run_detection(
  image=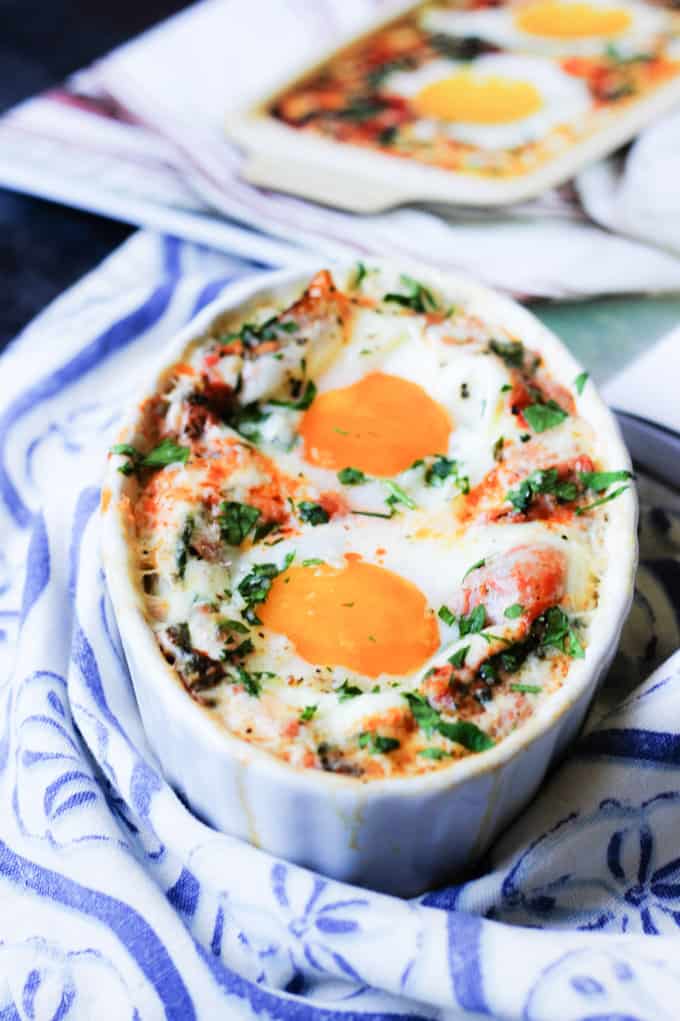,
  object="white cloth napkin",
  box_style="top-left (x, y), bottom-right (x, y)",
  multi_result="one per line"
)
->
top-left (2, 229), bottom-right (680, 1019)
top-left (2, 0), bottom-right (680, 298)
